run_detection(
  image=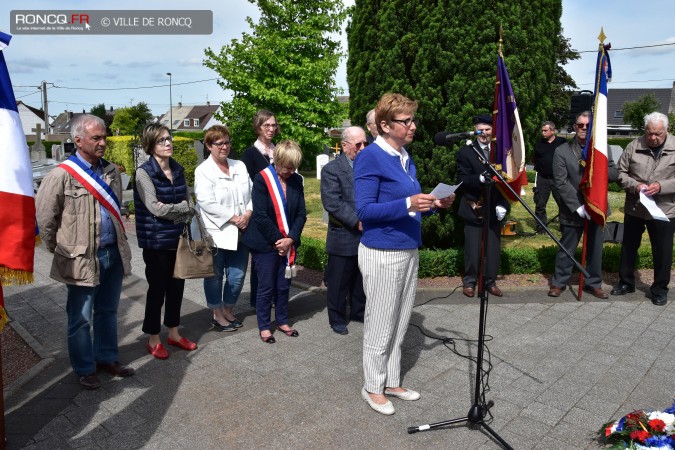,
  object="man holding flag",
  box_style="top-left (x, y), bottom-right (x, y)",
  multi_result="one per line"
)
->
top-left (548, 111), bottom-right (618, 298)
